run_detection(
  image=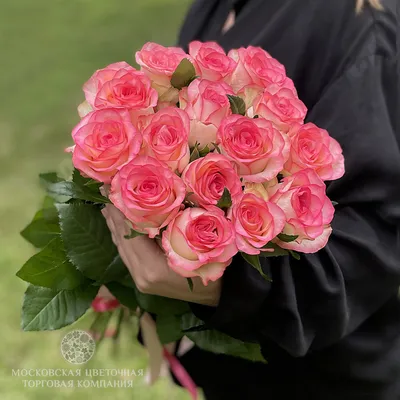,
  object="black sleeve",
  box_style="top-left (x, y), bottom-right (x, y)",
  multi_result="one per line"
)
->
top-left (190, 53), bottom-right (400, 357)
